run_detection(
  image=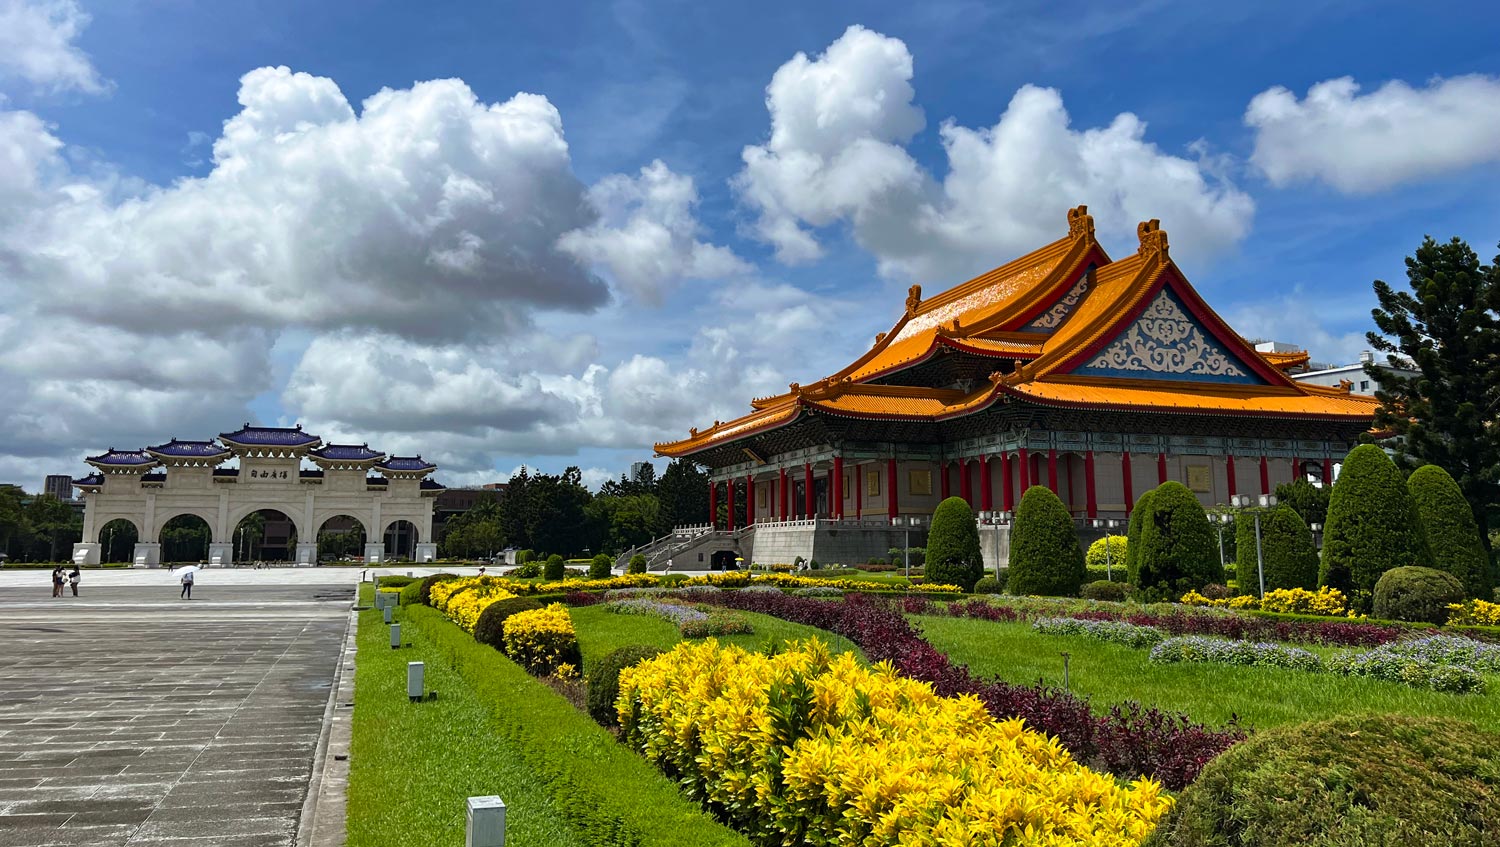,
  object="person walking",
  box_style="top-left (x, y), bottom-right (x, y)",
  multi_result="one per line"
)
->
top-left (68, 566), bottom-right (81, 597)
top-left (180, 568), bottom-right (194, 600)
top-left (51, 566), bottom-right (64, 598)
